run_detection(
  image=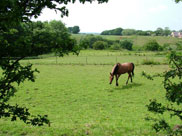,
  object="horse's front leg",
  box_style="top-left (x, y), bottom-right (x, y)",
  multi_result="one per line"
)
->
top-left (116, 74), bottom-right (121, 86)
top-left (115, 75), bottom-right (118, 86)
